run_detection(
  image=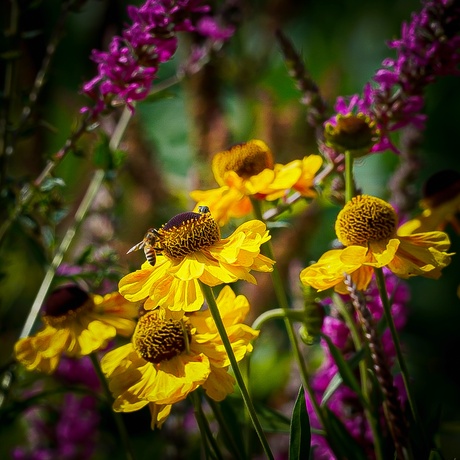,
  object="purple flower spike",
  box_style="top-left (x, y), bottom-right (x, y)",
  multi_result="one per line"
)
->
top-left (306, 271), bottom-right (410, 458)
top-left (81, 0), bottom-right (235, 118)
top-left (326, 0), bottom-right (460, 154)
